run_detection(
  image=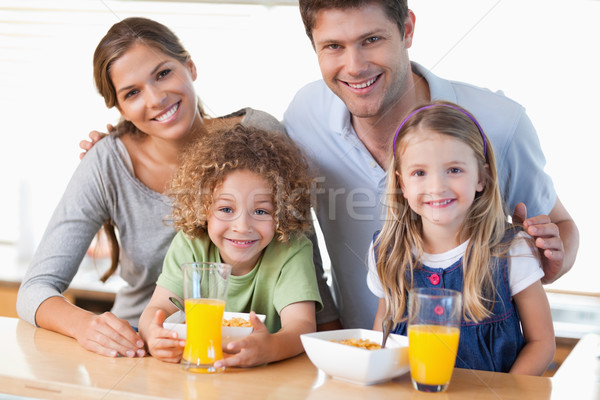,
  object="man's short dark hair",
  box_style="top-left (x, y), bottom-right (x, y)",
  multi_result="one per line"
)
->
top-left (299, 0), bottom-right (409, 46)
